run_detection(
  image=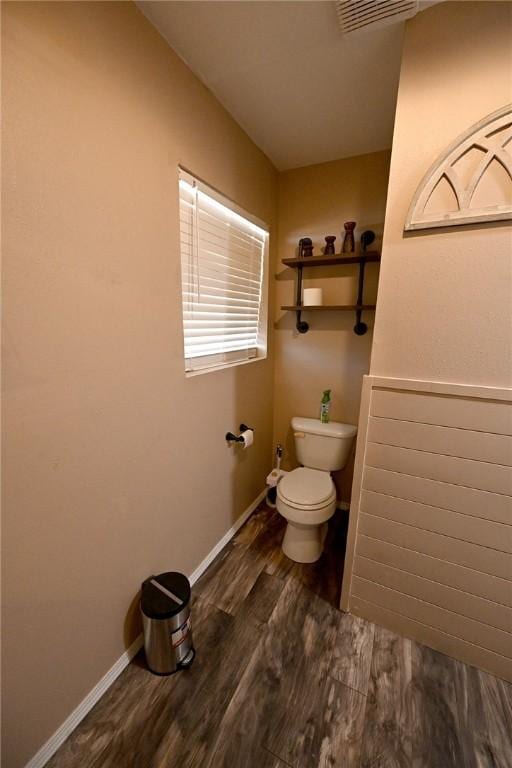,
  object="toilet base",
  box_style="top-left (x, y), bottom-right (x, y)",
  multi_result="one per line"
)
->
top-left (282, 520), bottom-right (328, 563)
